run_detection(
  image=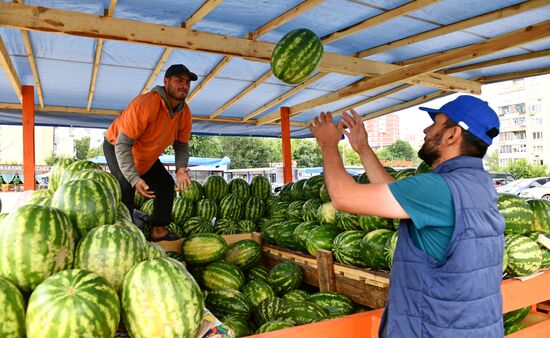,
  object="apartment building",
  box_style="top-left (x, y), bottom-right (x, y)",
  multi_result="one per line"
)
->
top-left (365, 114), bottom-right (400, 150)
top-left (495, 75), bottom-right (550, 167)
